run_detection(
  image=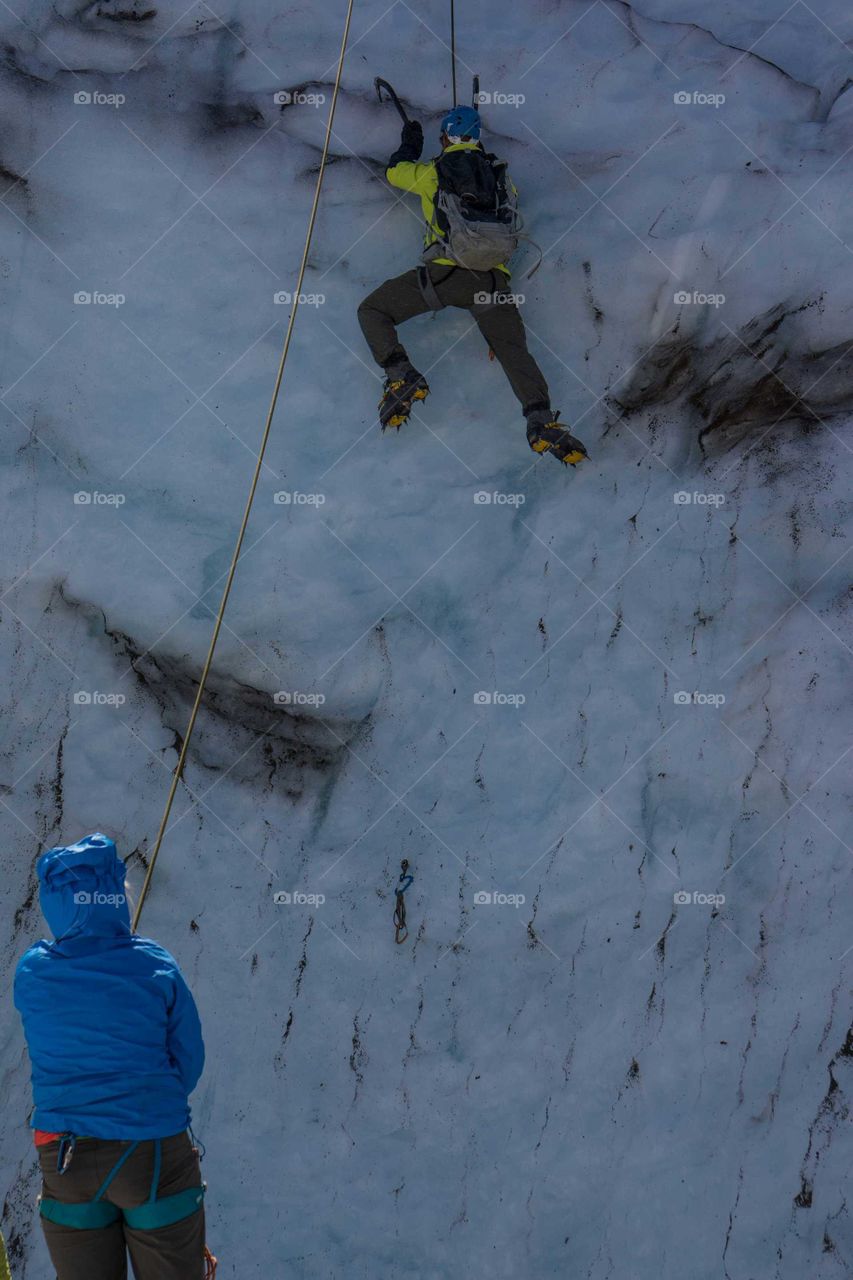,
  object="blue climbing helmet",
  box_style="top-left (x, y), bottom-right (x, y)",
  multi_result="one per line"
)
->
top-left (440, 105), bottom-right (481, 142)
